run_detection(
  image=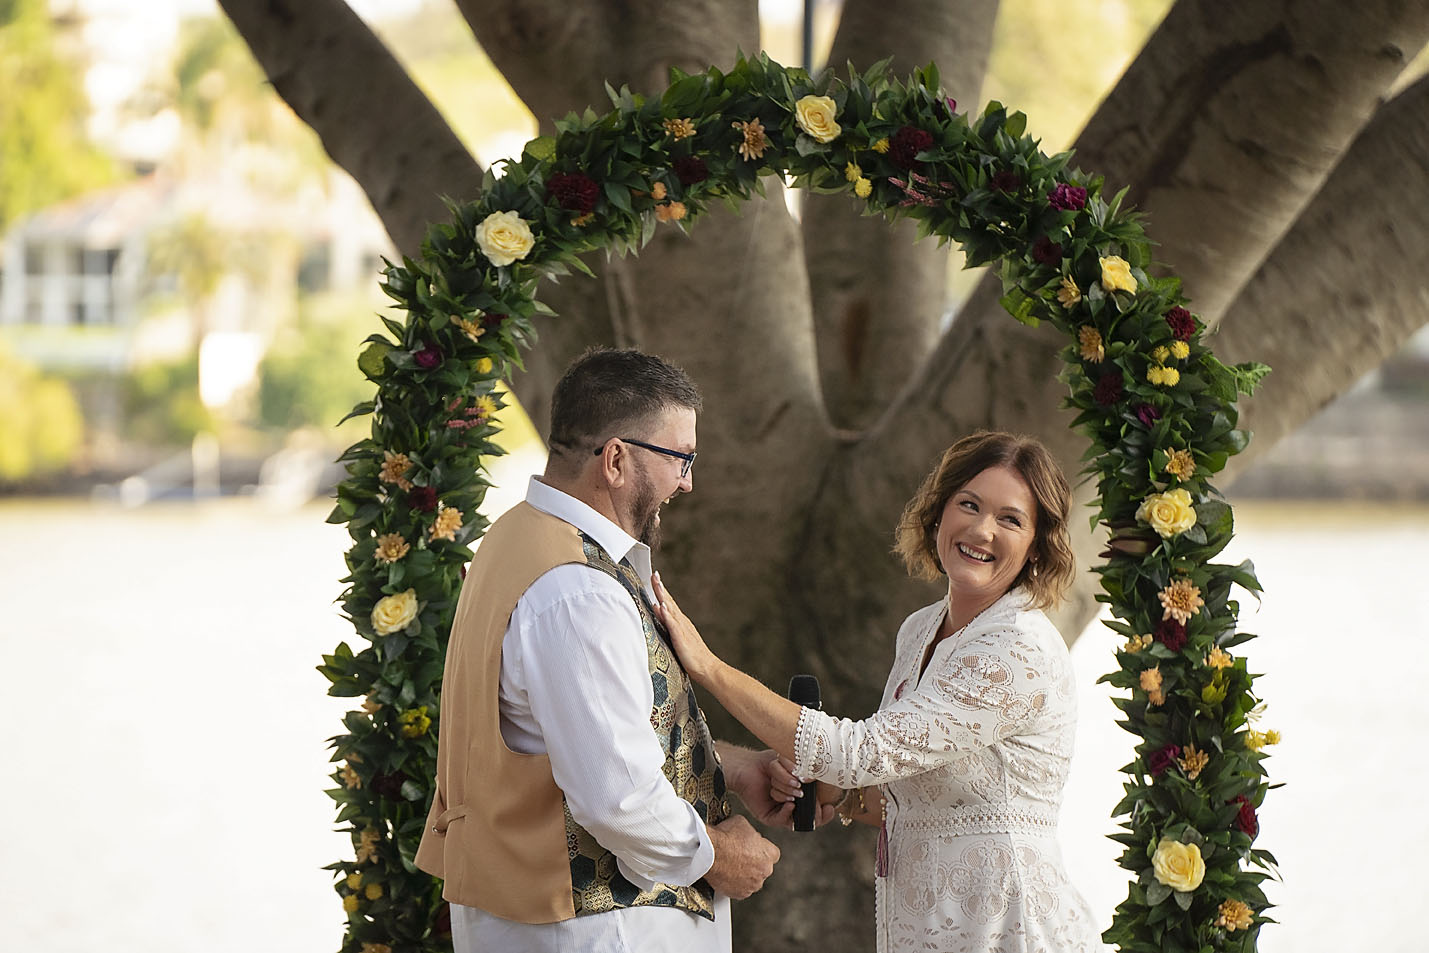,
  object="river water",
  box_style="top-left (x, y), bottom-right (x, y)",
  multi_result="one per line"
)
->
top-left (1, 464), bottom-right (1425, 952)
